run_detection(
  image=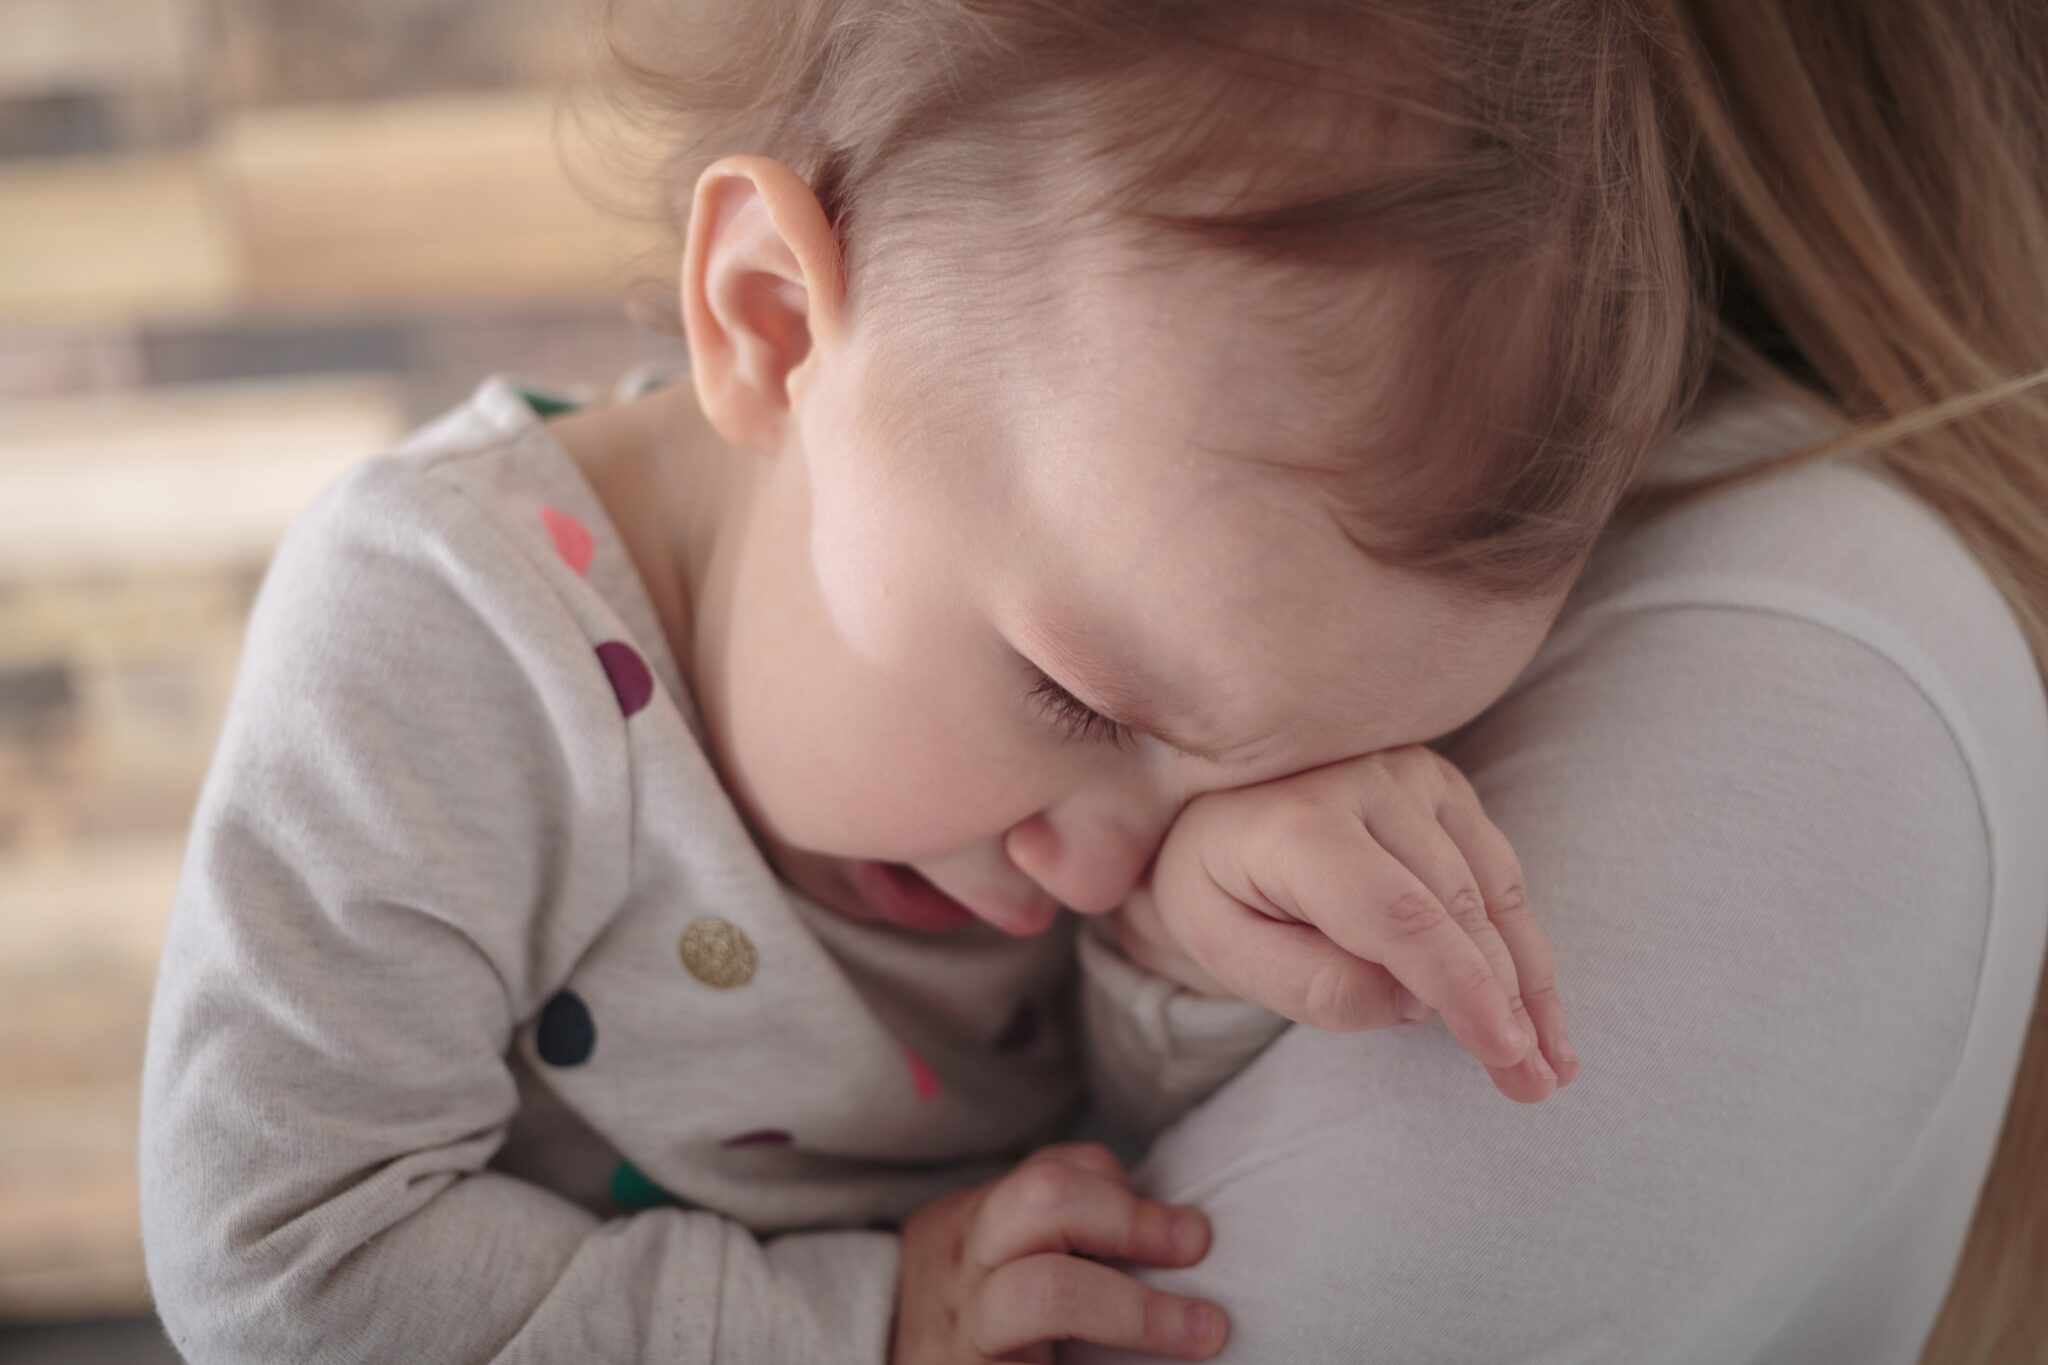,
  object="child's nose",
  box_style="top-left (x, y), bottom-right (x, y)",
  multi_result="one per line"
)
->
top-left (1003, 803), bottom-right (1169, 917)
